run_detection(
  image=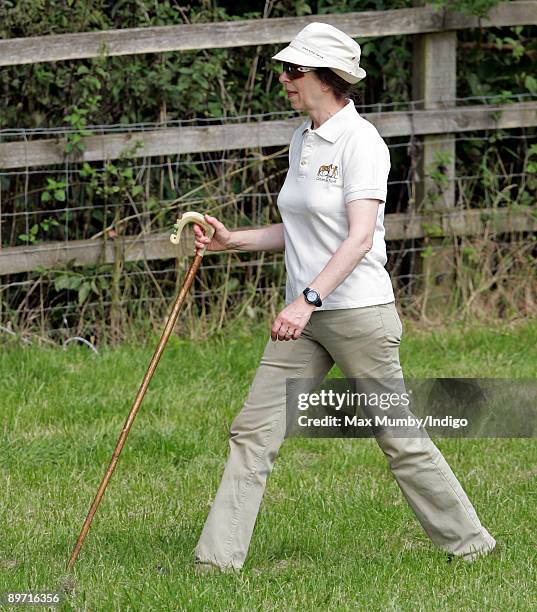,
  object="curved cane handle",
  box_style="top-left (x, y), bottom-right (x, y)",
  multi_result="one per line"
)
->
top-left (170, 211), bottom-right (215, 256)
